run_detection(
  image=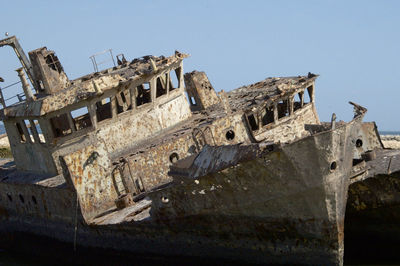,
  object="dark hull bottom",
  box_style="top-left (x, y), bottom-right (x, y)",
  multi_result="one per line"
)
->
top-left (0, 215), bottom-right (341, 265)
top-left (6, 228), bottom-right (398, 266)
top-left (345, 172), bottom-right (400, 264)
top-left (1, 232), bottom-right (247, 266)
top-left (345, 220), bottom-right (400, 265)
